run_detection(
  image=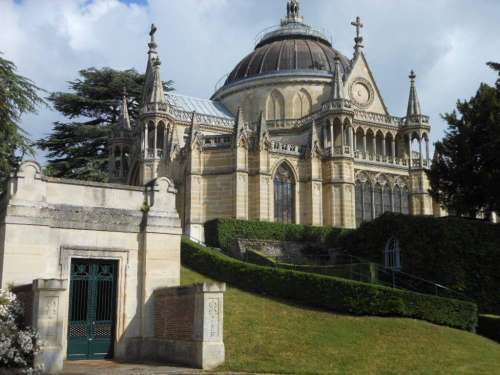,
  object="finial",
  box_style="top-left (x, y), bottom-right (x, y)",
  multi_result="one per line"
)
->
top-left (332, 56), bottom-right (345, 100)
top-left (287, 0), bottom-right (300, 18)
top-left (409, 70), bottom-right (416, 82)
top-left (122, 86), bottom-right (128, 98)
top-left (351, 16), bottom-right (364, 53)
top-left (148, 23), bottom-right (158, 53)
